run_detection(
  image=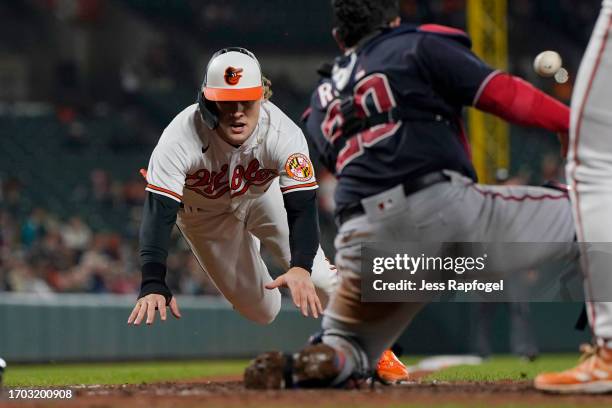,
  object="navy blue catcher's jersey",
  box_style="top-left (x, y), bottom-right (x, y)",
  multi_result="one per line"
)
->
top-left (304, 24), bottom-right (496, 212)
